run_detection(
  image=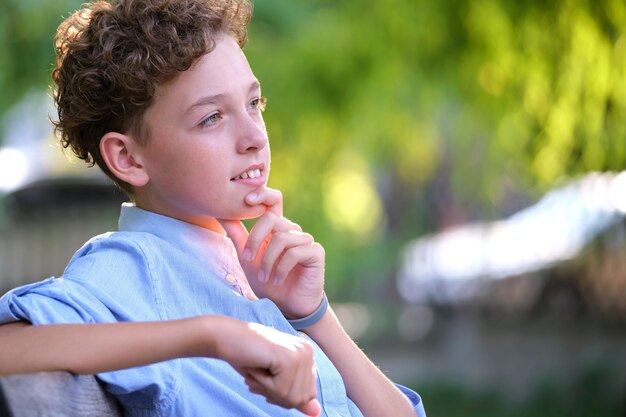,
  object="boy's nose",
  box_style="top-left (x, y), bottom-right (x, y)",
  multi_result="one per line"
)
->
top-left (237, 115), bottom-right (268, 153)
